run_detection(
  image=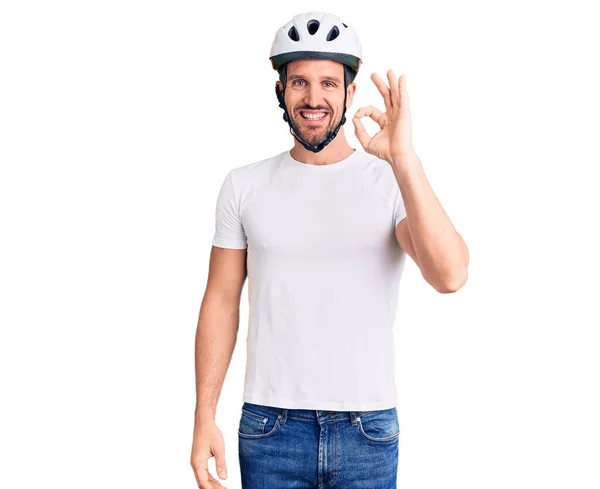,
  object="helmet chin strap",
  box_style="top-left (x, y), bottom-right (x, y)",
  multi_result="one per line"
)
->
top-left (276, 84), bottom-right (348, 154)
